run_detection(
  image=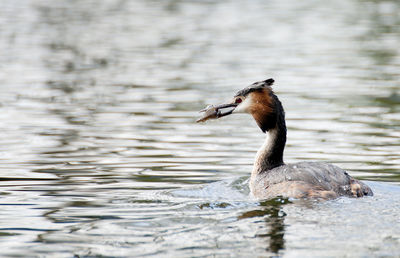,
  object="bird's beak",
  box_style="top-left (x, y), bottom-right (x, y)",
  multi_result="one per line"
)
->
top-left (196, 101), bottom-right (238, 123)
